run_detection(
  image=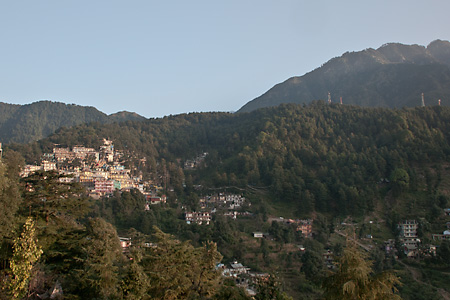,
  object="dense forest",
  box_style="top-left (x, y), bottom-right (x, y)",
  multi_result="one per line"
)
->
top-left (12, 101), bottom-right (450, 216)
top-left (3, 102), bottom-right (450, 299)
